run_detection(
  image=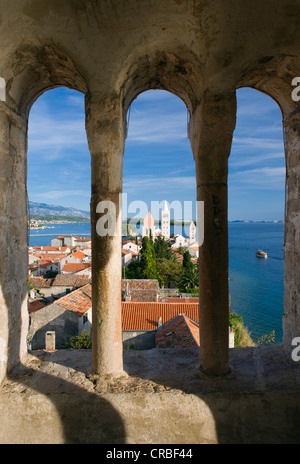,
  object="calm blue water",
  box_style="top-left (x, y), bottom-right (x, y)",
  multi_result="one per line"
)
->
top-left (29, 221), bottom-right (284, 343)
top-left (228, 222), bottom-right (283, 343)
